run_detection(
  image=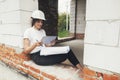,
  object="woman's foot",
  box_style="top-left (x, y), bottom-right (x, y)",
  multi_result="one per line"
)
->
top-left (76, 63), bottom-right (83, 71)
top-left (76, 63), bottom-right (84, 78)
